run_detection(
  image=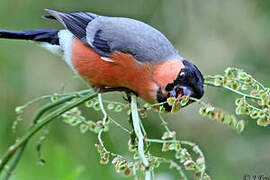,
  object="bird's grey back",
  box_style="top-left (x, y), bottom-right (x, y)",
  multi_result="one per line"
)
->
top-left (45, 10), bottom-right (182, 64)
top-left (86, 16), bottom-right (181, 63)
